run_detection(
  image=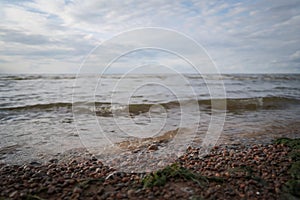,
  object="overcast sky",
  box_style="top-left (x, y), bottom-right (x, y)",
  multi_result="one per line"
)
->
top-left (0, 0), bottom-right (300, 74)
